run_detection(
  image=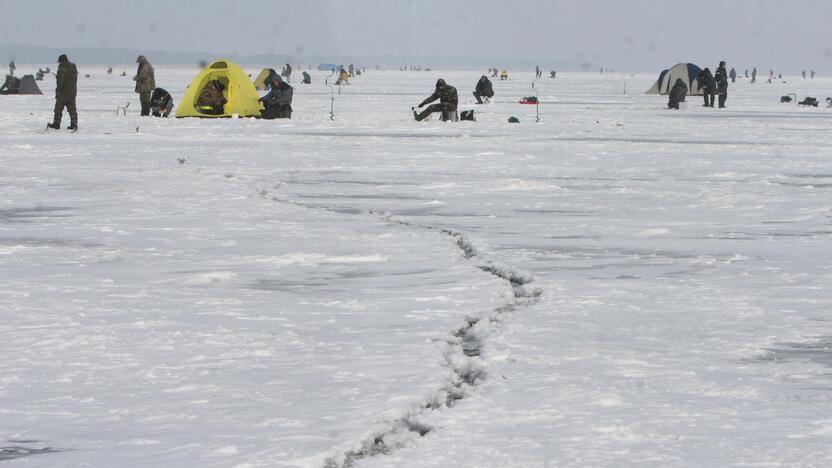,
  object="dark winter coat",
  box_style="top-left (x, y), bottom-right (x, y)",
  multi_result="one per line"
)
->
top-left (714, 66), bottom-right (728, 93)
top-left (420, 80), bottom-right (458, 111)
top-left (697, 68), bottom-right (715, 93)
top-left (55, 60), bottom-right (78, 100)
top-left (134, 56), bottom-right (155, 95)
top-left (150, 88), bottom-right (173, 108)
top-left (669, 79), bottom-right (688, 105)
top-left (259, 81), bottom-right (293, 108)
top-left (475, 76), bottom-right (494, 97)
